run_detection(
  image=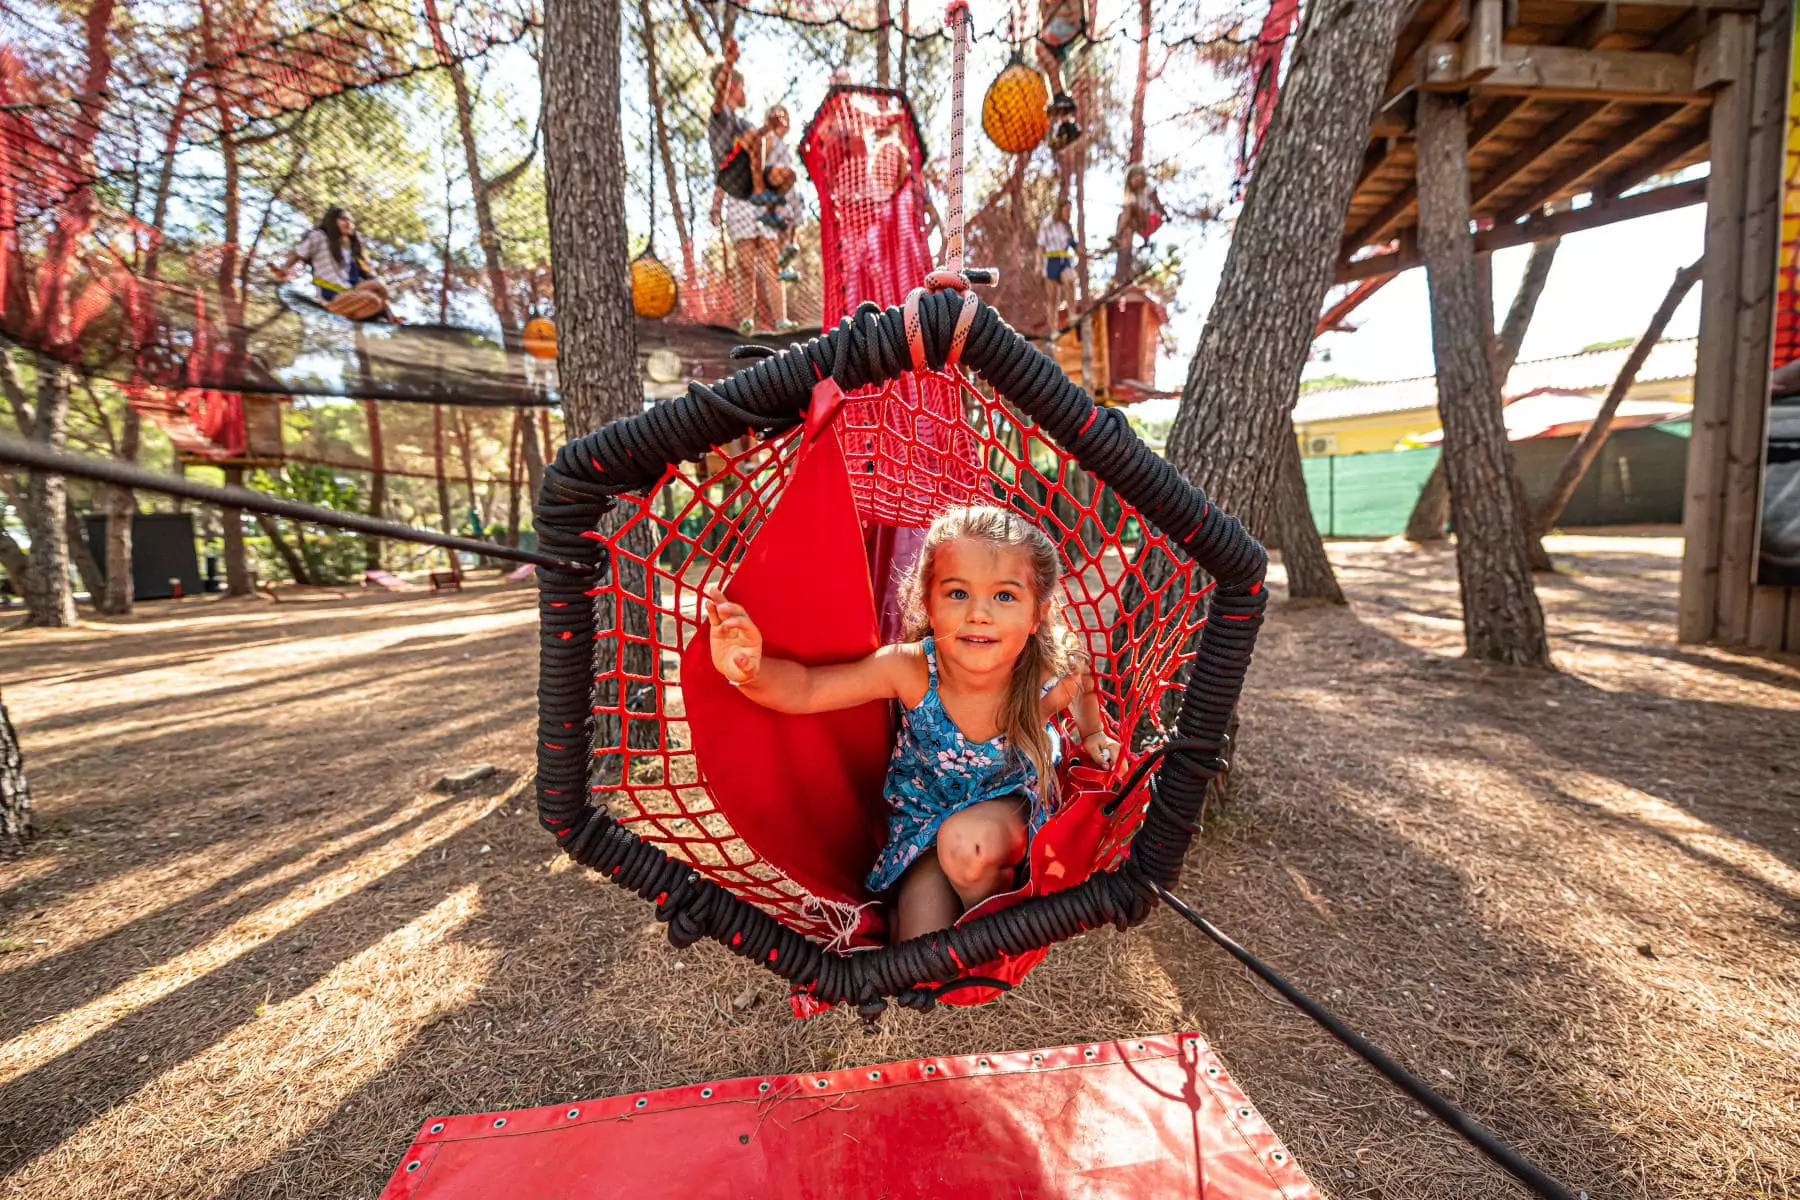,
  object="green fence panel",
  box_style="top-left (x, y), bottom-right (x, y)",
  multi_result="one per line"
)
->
top-left (1300, 446), bottom-right (1440, 537)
